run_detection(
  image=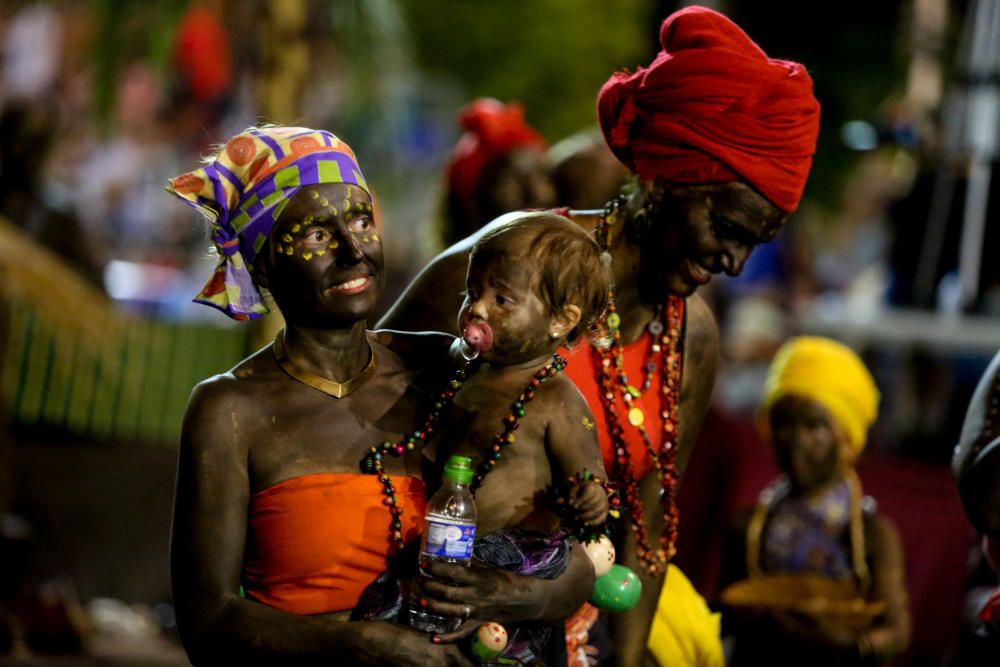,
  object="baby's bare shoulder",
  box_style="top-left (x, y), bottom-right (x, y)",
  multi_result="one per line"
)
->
top-left (538, 373), bottom-right (592, 413)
